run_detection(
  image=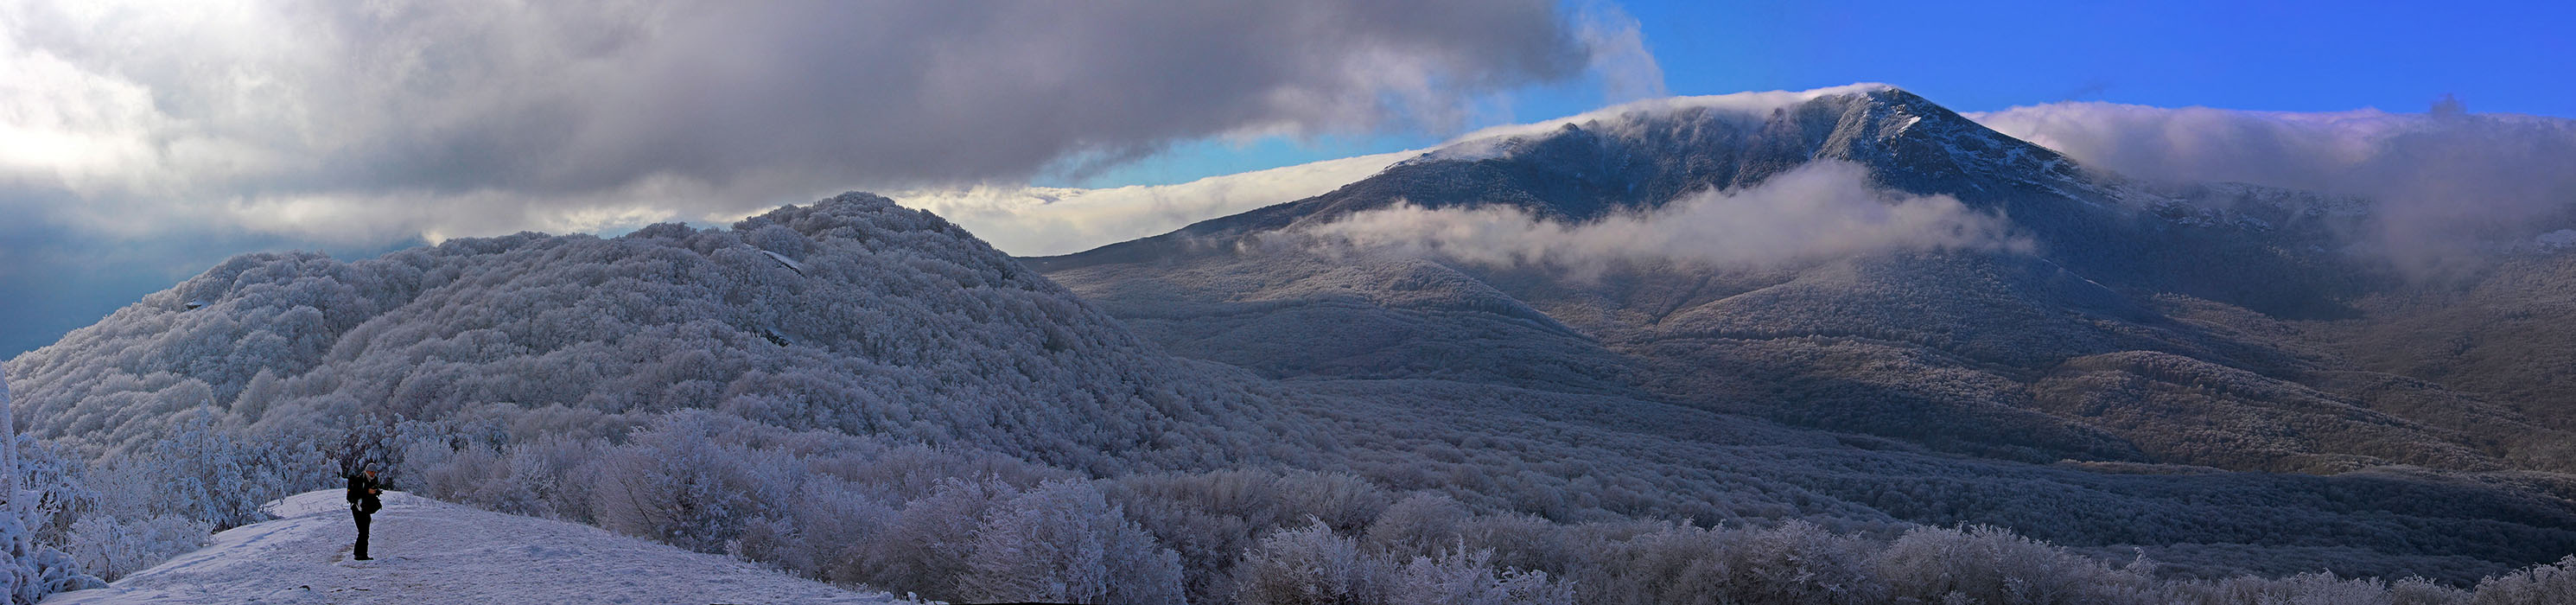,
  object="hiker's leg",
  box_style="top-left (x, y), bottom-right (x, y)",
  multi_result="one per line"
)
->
top-left (353, 509), bottom-right (371, 559)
